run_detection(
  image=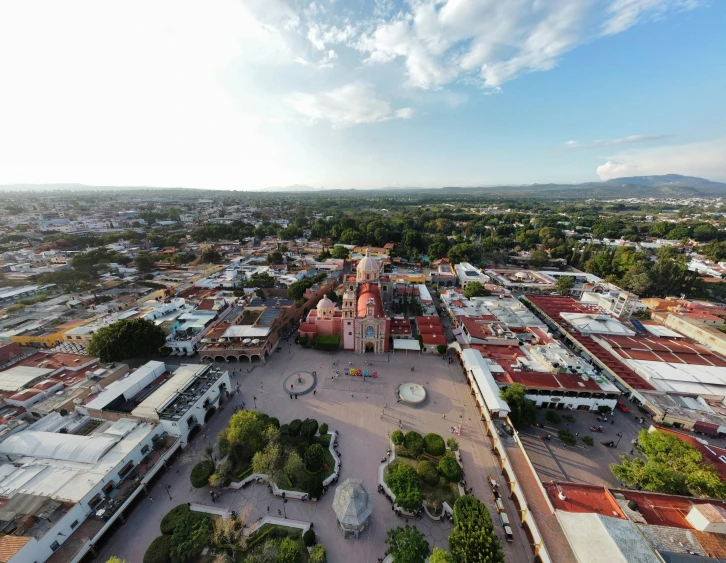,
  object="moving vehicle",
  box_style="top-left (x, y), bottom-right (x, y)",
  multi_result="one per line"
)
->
top-left (616, 401), bottom-right (630, 413)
